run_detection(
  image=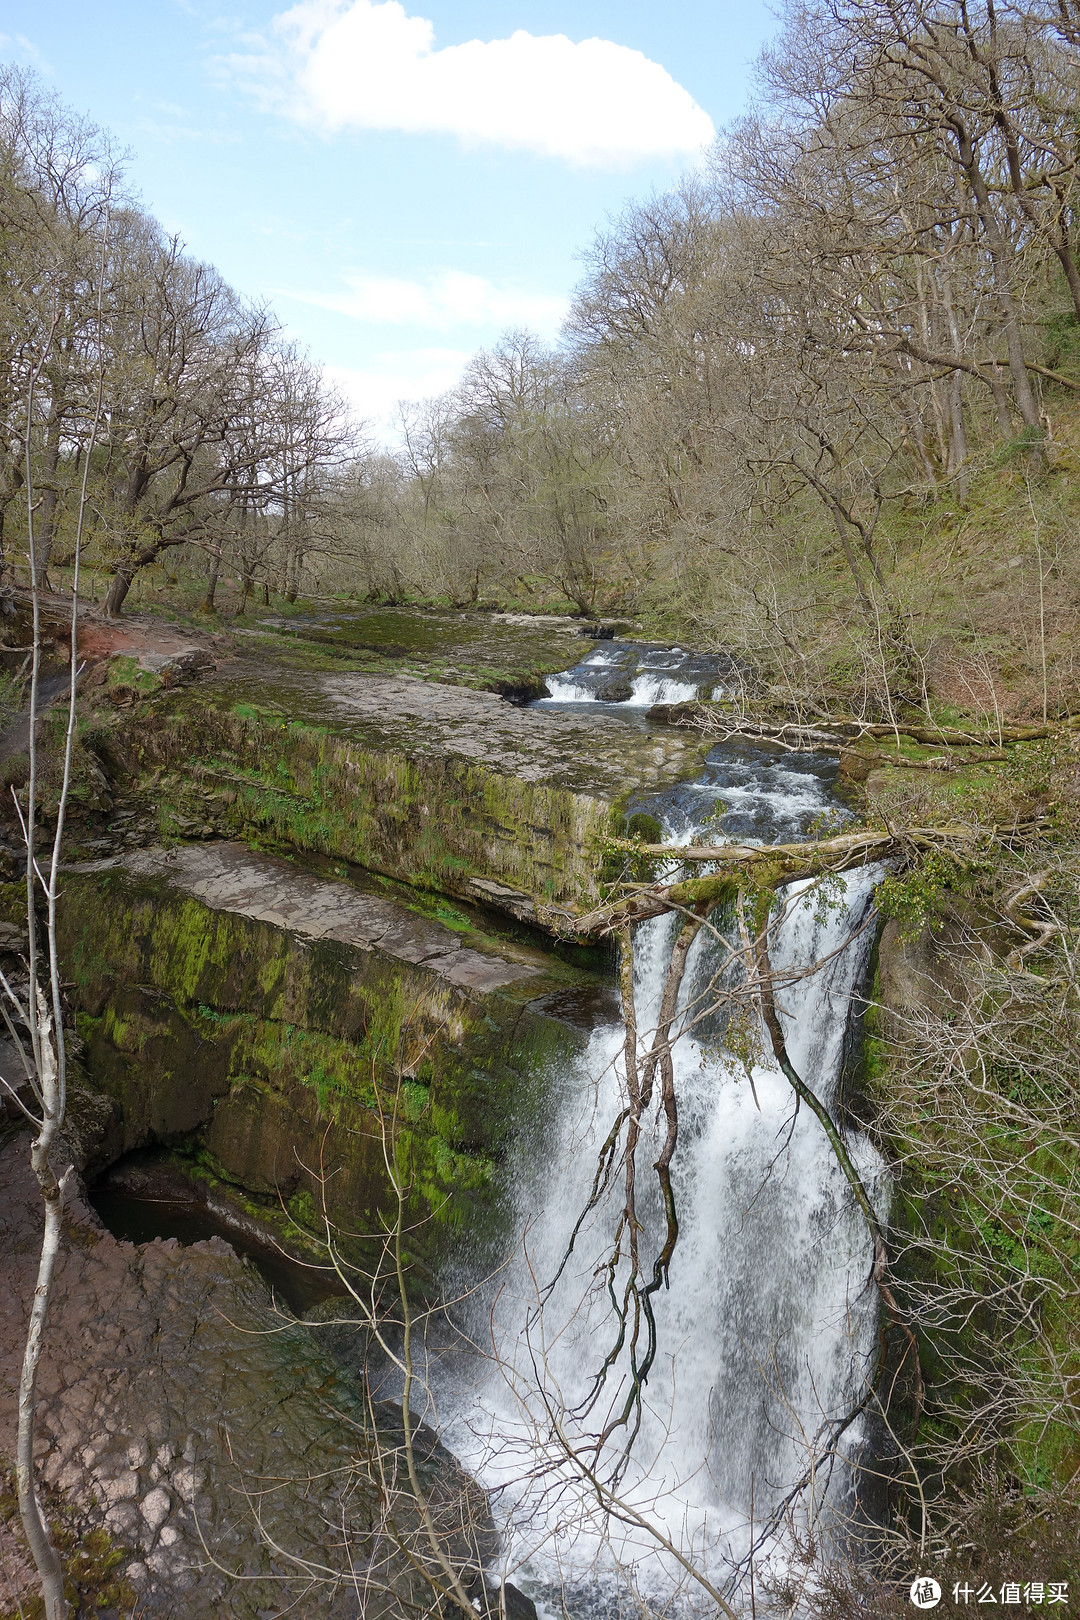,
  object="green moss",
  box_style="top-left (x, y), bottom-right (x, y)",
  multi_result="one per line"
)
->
top-left (622, 811), bottom-right (662, 843)
top-left (0, 1463), bottom-right (138, 1618)
top-left (105, 654), bottom-right (164, 700)
top-left (92, 662), bottom-right (708, 920)
top-left (57, 863), bottom-right (585, 1267)
top-left (667, 872), bottom-right (741, 914)
top-left (235, 604), bottom-right (586, 697)
top-left (873, 901), bottom-right (1080, 1503)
